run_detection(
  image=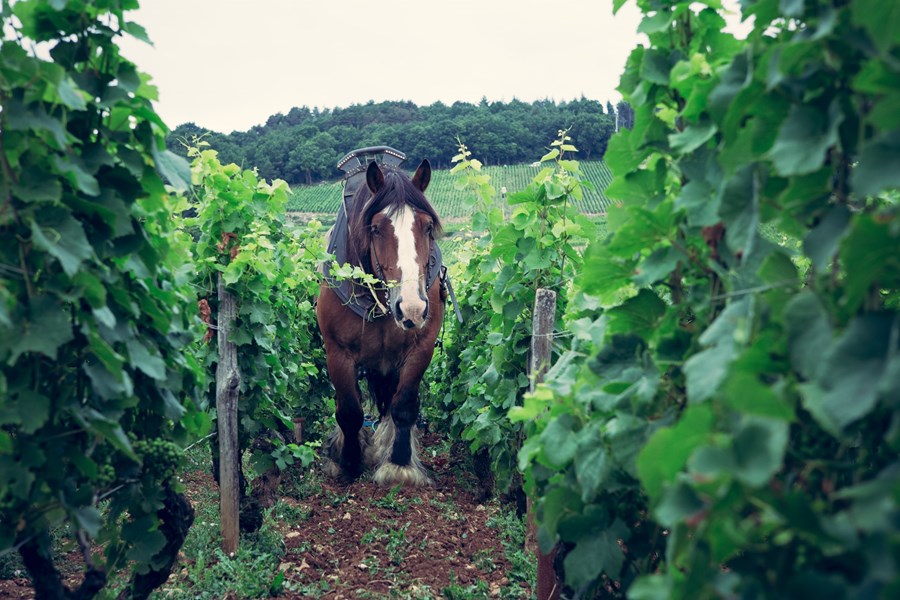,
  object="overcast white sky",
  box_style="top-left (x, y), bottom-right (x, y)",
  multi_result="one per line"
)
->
top-left (119, 0), bottom-right (644, 133)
